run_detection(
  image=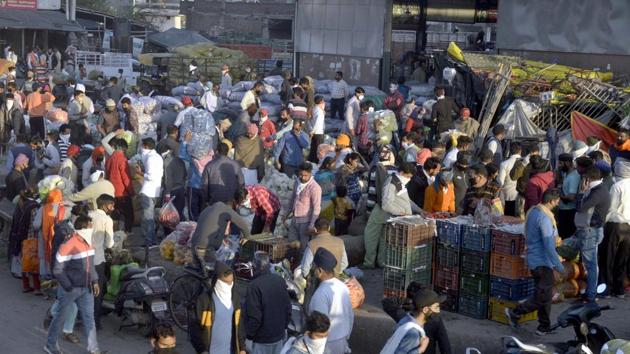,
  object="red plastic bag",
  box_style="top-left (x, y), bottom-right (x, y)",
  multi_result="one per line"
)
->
top-left (159, 197), bottom-right (180, 229)
top-left (21, 238), bottom-right (39, 273)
